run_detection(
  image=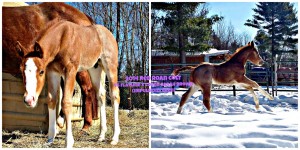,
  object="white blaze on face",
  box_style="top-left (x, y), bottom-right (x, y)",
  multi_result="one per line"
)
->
top-left (25, 58), bottom-right (38, 98)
